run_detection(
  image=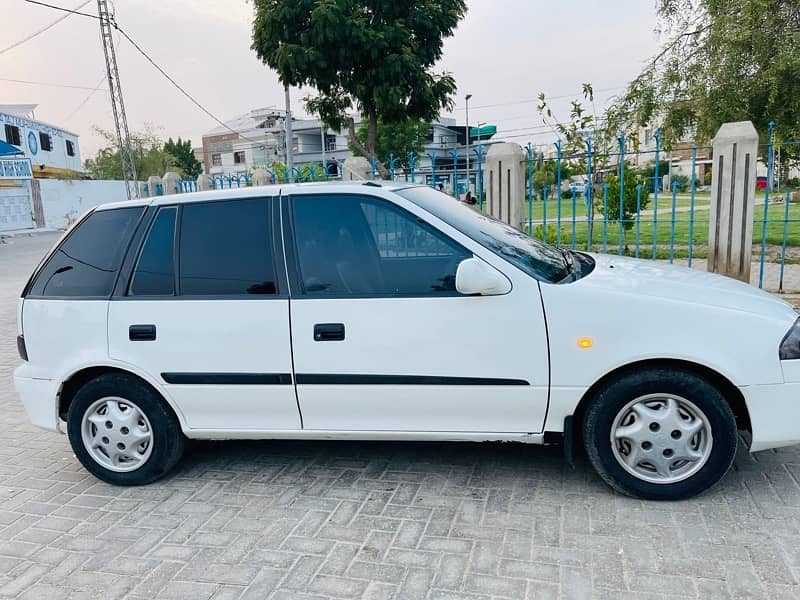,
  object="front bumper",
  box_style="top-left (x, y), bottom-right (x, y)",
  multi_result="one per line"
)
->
top-left (13, 368), bottom-right (58, 432)
top-left (744, 382), bottom-right (800, 452)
